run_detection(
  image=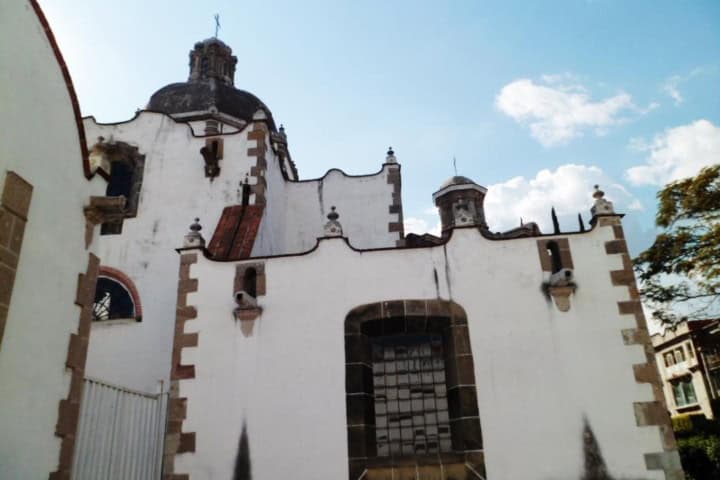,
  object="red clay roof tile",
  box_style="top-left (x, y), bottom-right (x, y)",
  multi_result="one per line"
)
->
top-left (207, 205), bottom-right (264, 260)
